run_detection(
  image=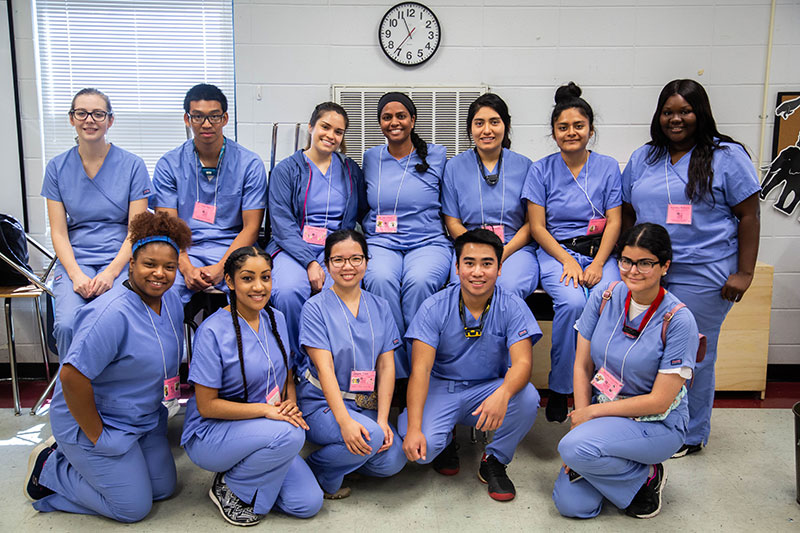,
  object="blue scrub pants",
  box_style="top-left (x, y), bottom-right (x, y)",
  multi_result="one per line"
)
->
top-left (173, 242), bottom-right (231, 304)
top-left (398, 377), bottom-right (539, 465)
top-left (553, 416), bottom-right (683, 518)
top-left (364, 243), bottom-right (452, 379)
top-left (537, 247), bottom-right (620, 394)
top-left (270, 249), bottom-right (332, 361)
top-left (52, 262), bottom-right (129, 355)
top-left (33, 408), bottom-right (175, 523)
top-left (300, 388), bottom-right (407, 494)
top-left (184, 418), bottom-right (323, 517)
top-left (665, 256), bottom-right (736, 447)
top-left (448, 246), bottom-right (540, 299)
